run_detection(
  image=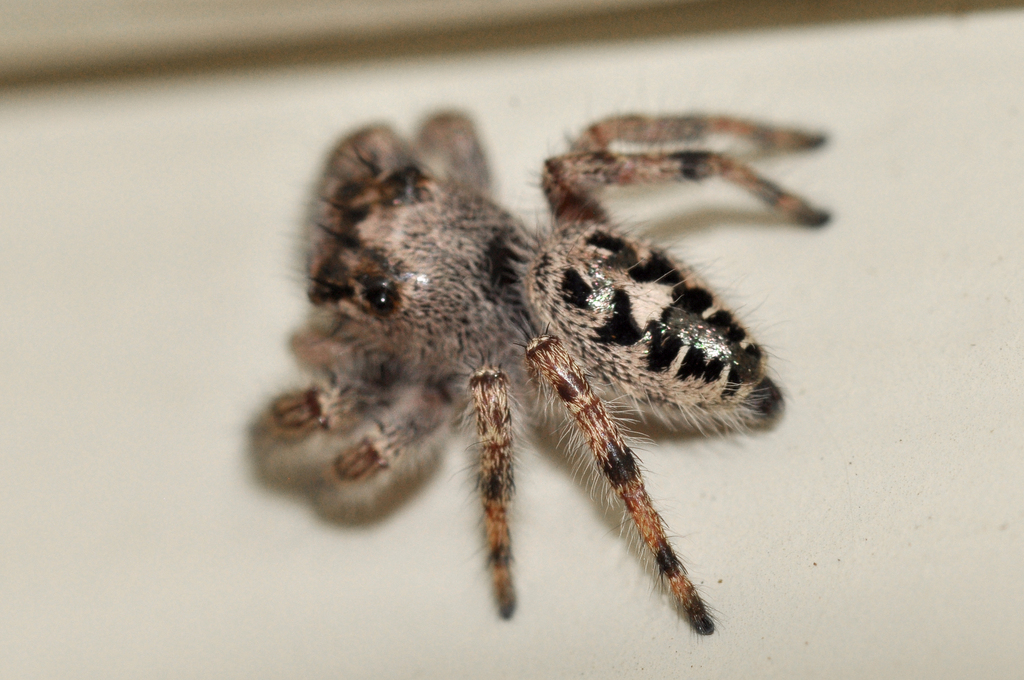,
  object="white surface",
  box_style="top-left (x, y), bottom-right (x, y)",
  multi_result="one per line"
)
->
top-left (2, 10), bottom-right (1023, 679)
